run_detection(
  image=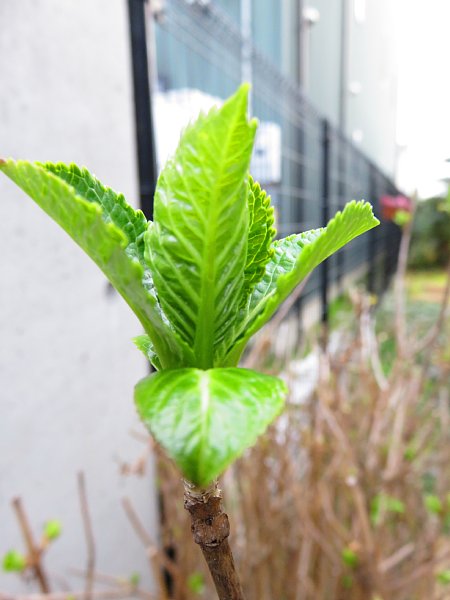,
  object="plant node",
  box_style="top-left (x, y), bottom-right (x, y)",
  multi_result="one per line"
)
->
top-left (183, 480), bottom-right (245, 600)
